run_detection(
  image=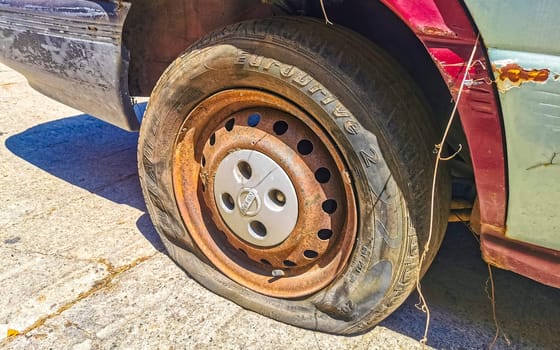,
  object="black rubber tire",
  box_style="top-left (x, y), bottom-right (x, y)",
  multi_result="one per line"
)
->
top-left (138, 17), bottom-right (450, 334)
